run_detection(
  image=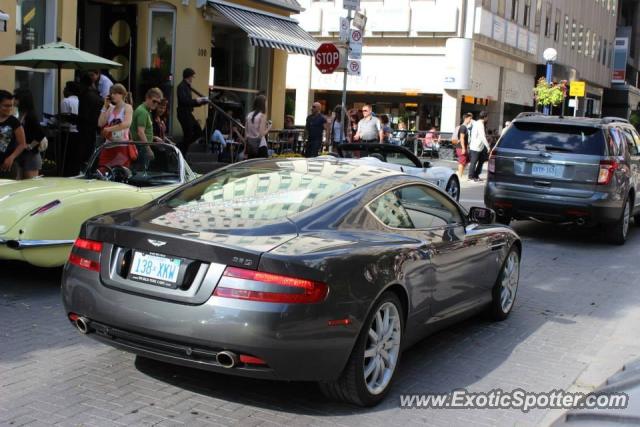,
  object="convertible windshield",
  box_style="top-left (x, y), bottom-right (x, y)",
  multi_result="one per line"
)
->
top-left (85, 142), bottom-right (182, 187)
